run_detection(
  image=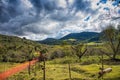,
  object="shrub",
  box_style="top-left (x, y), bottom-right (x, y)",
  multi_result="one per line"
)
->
top-left (48, 50), bottom-right (65, 60)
